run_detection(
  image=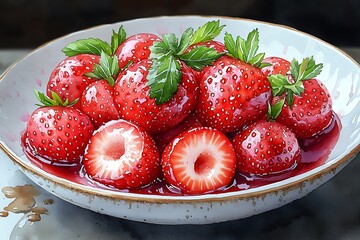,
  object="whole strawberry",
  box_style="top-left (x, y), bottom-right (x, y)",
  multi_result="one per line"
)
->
top-left (268, 57), bottom-right (332, 138)
top-left (196, 29), bottom-right (272, 133)
top-left (113, 21), bottom-right (225, 134)
top-left (113, 59), bottom-right (198, 133)
top-left (115, 33), bottom-right (161, 69)
top-left (83, 119), bottom-right (161, 189)
top-left (23, 91), bottom-right (95, 164)
top-left (80, 52), bottom-right (120, 128)
top-left (46, 54), bottom-right (100, 108)
top-left (233, 116), bottom-right (301, 176)
top-left (261, 56), bottom-right (290, 77)
top-left (162, 127), bottom-right (236, 194)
